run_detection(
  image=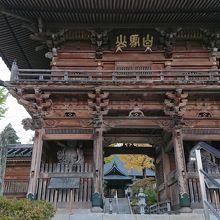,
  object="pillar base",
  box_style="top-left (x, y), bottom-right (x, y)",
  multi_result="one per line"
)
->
top-left (179, 192), bottom-right (190, 207)
top-left (179, 207), bottom-right (192, 213)
top-left (91, 192), bottom-right (103, 208)
top-left (91, 207), bottom-right (103, 213)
